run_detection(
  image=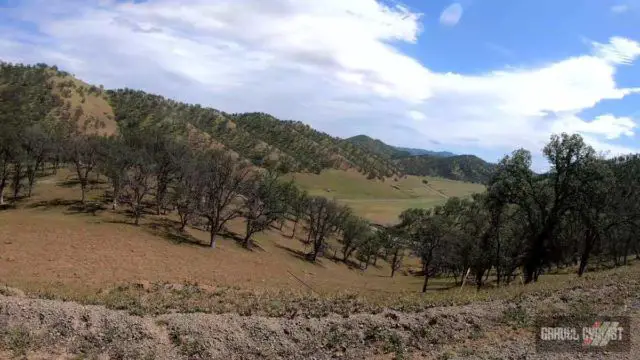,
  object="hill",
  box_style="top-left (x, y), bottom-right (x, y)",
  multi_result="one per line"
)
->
top-left (345, 134), bottom-right (410, 159)
top-left (2, 62), bottom-right (499, 184)
top-left (395, 146), bottom-right (456, 157)
top-left (395, 154), bottom-right (497, 183)
top-left (344, 134), bottom-right (495, 184)
top-left (0, 62), bottom-right (402, 180)
top-left (107, 89), bottom-right (403, 179)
